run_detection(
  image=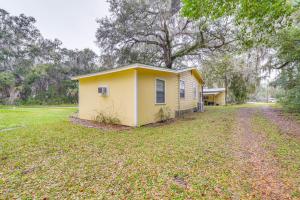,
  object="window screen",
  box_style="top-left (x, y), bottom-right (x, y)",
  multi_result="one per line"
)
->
top-left (156, 79), bottom-right (165, 104)
top-left (180, 80), bottom-right (185, 98)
